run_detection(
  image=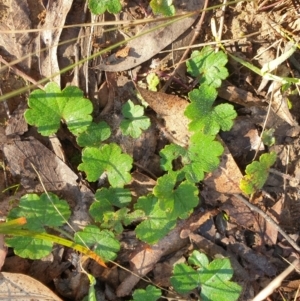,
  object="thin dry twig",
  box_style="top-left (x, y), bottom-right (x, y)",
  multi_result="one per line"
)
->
top-left (233, 194), bottom-right (300, 253)
top-left (252, 258), bottom-right (300, 301)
